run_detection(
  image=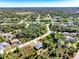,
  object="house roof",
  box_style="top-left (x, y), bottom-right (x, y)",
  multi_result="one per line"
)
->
top-left (11, 39), bottom-right (20, 43)
top-left (2, 33), bottom-right (14, 39)
top-left (0, 42), bottom-right (7, 47)
top-left (0, 46), bottom-right (4, 50)
top-left (2, 33), bottom-right (12, 36)
top-left (34, 42), bottom-right (43, 49)
top-left (65, 36), bottom-right (76, 43)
